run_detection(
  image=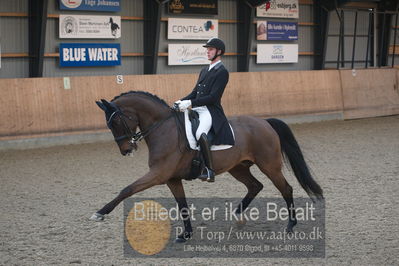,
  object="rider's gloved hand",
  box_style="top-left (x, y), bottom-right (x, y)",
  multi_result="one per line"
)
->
top-left (178, 100), bottom-right (191, 112)
top-left (173, 100), bottom-right (181, 111)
